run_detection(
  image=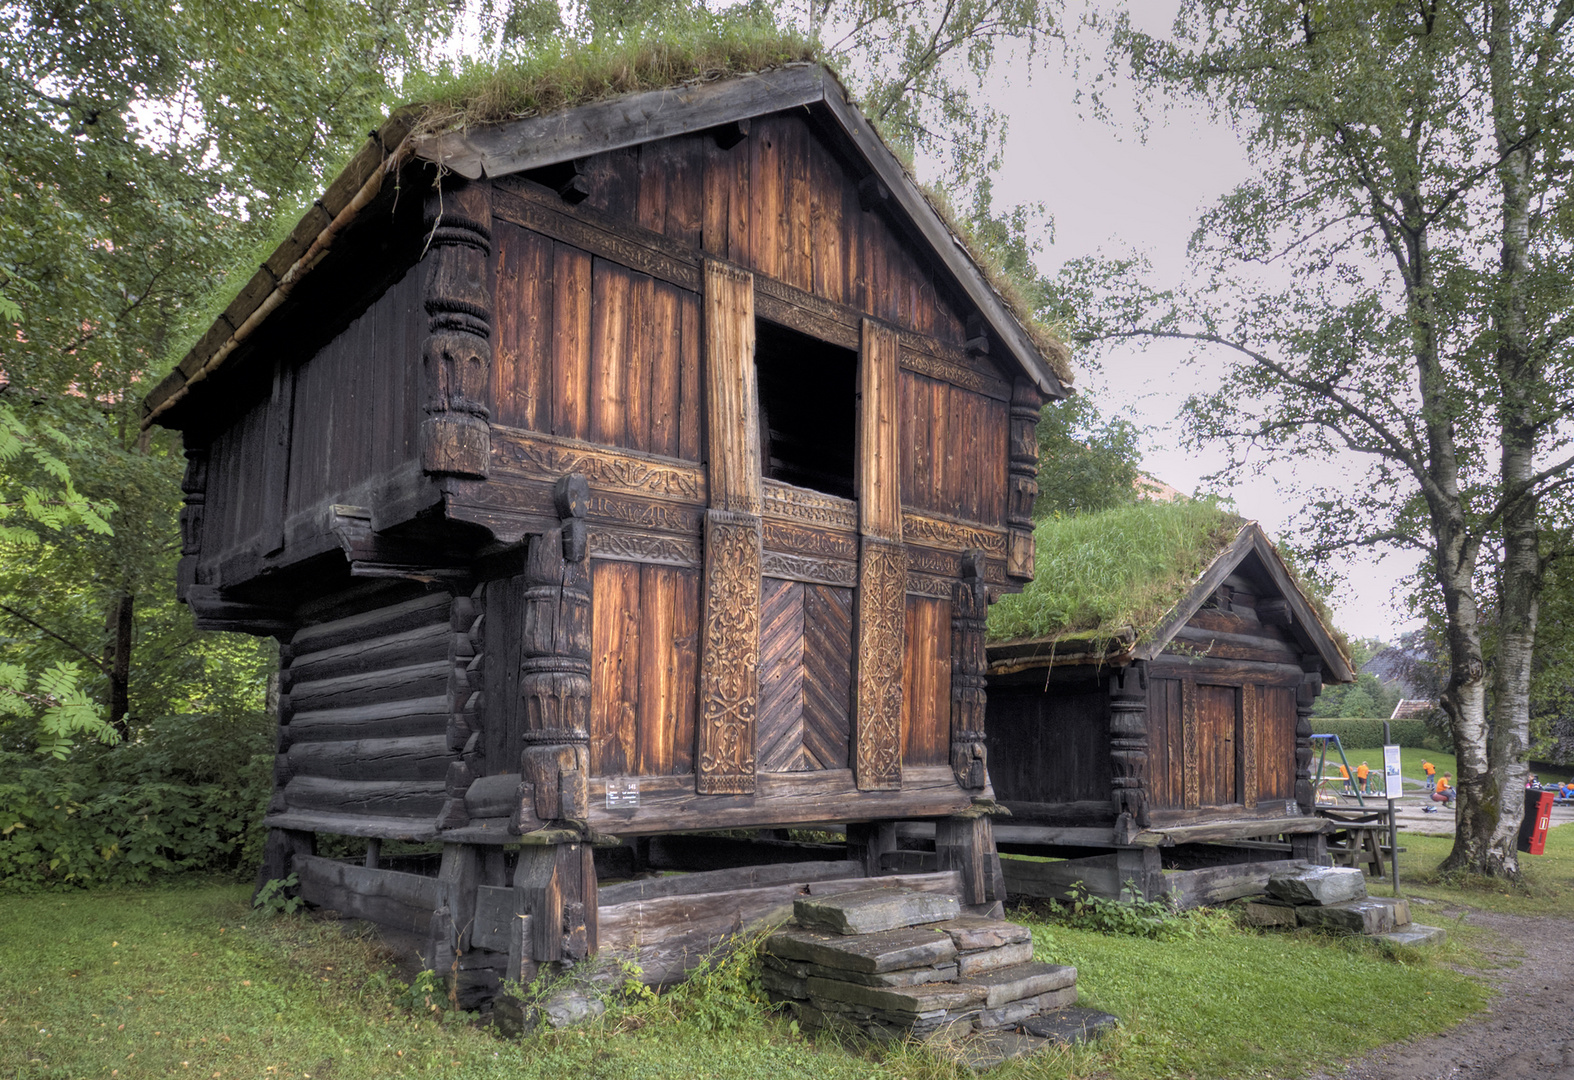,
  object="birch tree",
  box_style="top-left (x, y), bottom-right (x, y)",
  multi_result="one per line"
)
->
top-left (1082, 1), bottom-right (1574, 877)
